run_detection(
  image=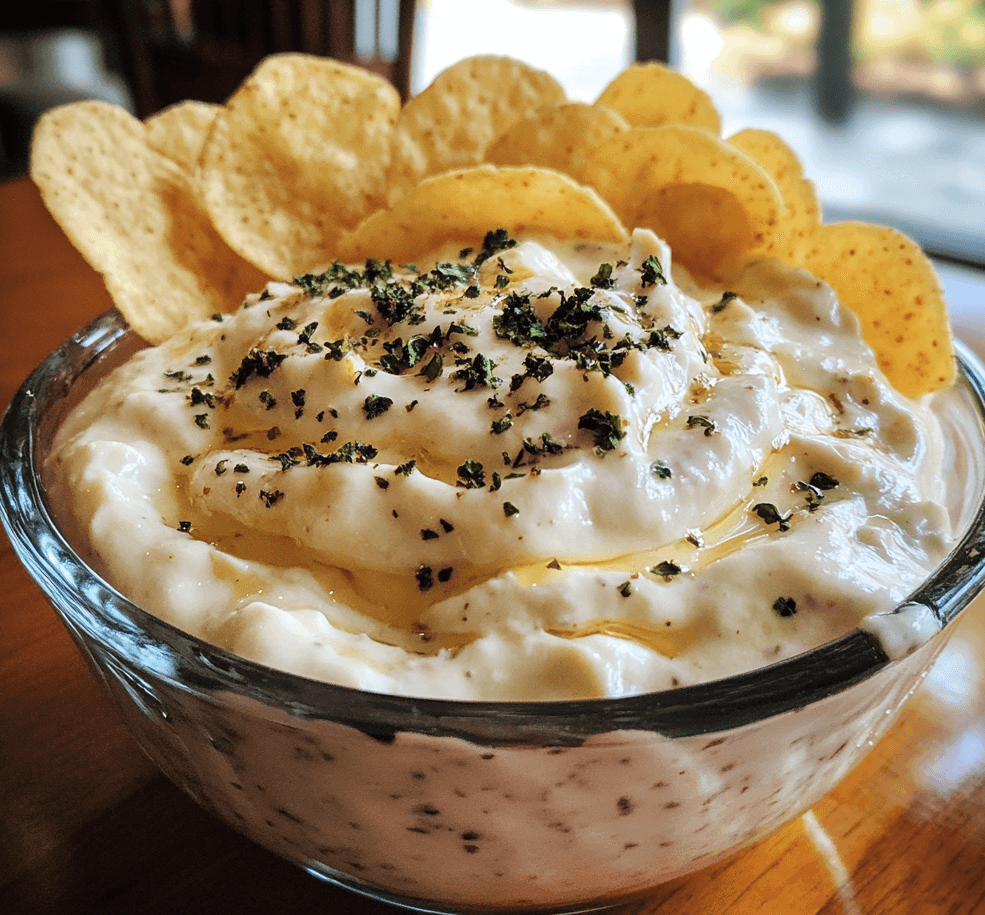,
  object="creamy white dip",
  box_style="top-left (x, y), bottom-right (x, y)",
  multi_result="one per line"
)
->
top-left (47, 228), bottom-right (956, 699)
